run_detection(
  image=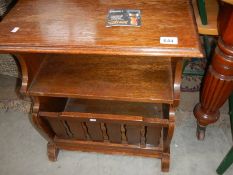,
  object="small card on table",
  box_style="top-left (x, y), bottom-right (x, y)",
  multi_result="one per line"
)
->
top-left (106, 9), bottom-right (141, 27)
